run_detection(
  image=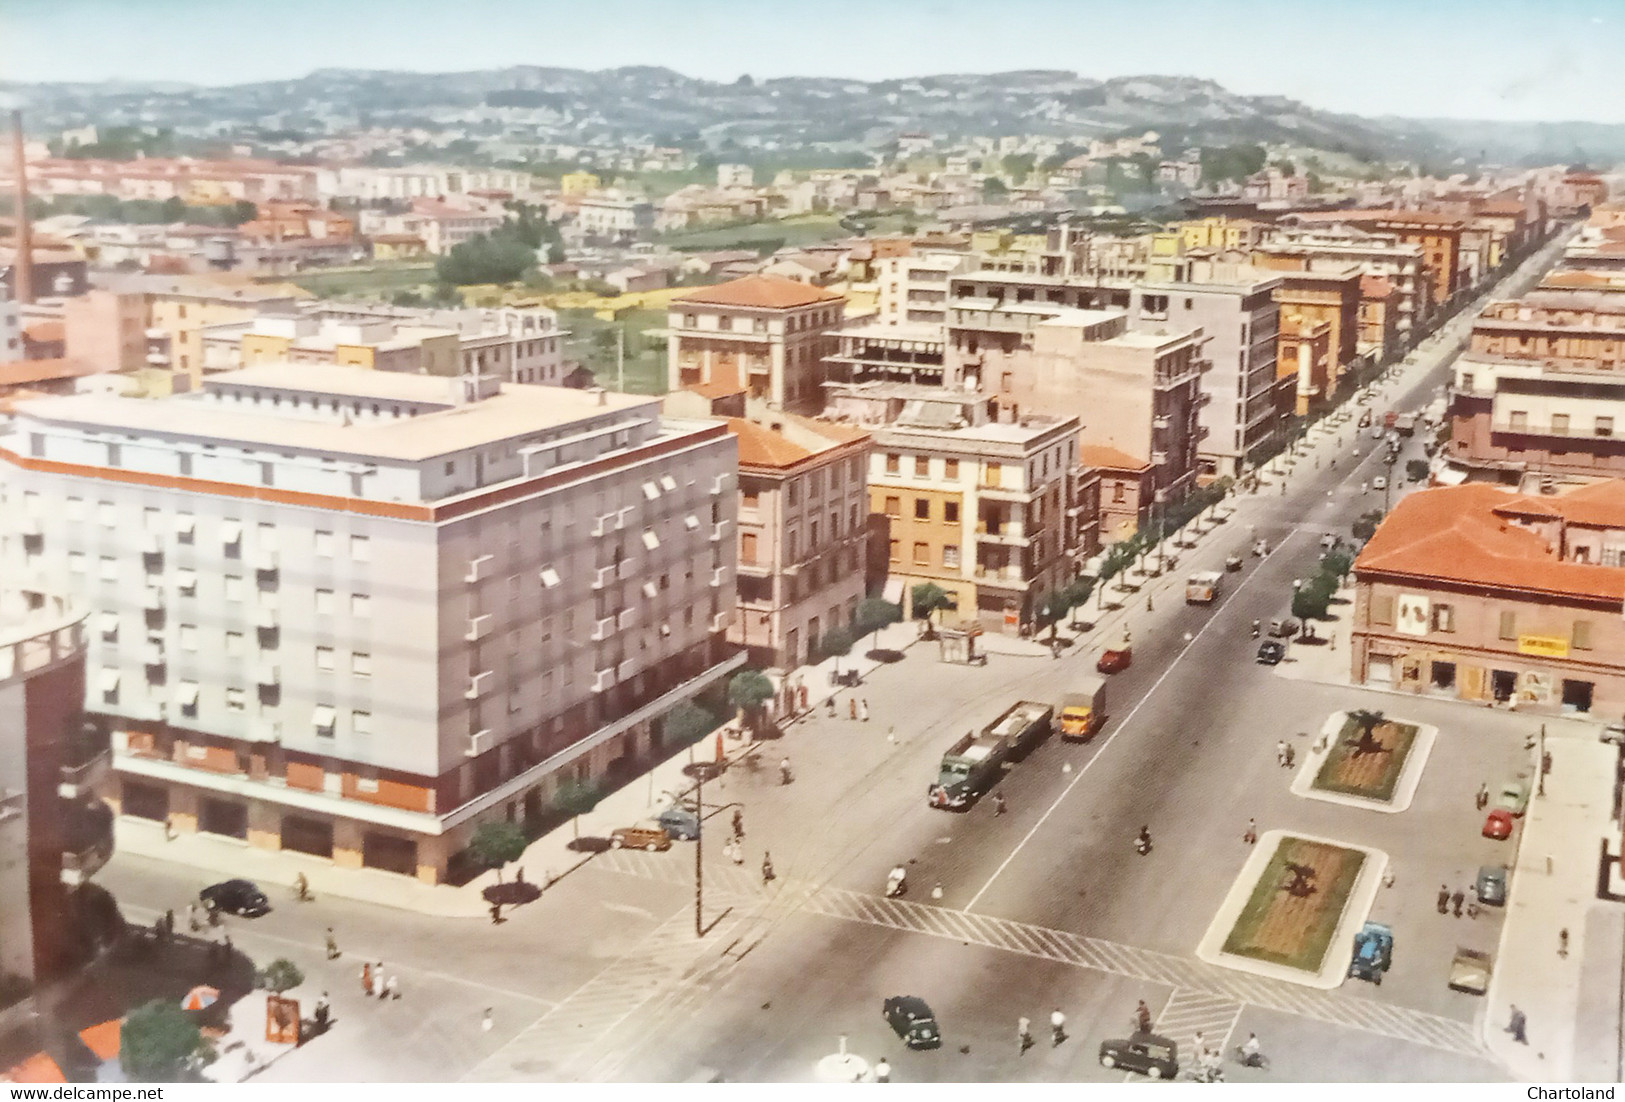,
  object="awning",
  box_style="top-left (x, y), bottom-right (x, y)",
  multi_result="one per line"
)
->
top-left (312, 705), bottom-right (336, 729)
top-left (641, 530), bottom-right (660, 550)
top-left (1432, 464), bottom-right (1468, 486)
top-left (97, 612), bottom-right (119, 636)
top-left (882, 578), bottom-right (905, 603)
top-left (220, 521), bottom-right (242, 543)
top-left (175, 682), bottom-right (199, 706)
top-left (98, 670), bottom-right (120, 692)
top-left (173, 515), bottom-right (195, 536)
